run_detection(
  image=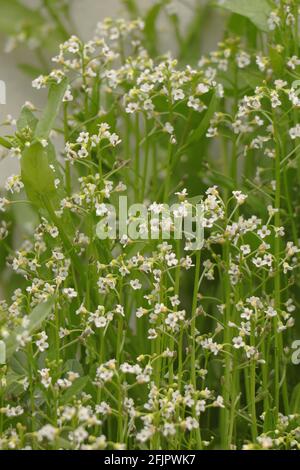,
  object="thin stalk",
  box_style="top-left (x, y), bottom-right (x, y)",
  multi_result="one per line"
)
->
top-left (191, 250), bottom-right (202, 450)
